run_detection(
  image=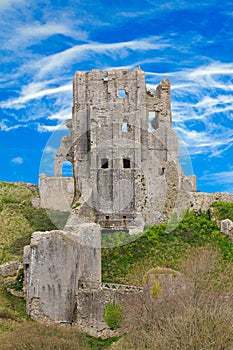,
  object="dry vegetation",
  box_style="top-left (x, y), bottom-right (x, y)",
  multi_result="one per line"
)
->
top-left (111, 250), bottom-right (233, 350)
